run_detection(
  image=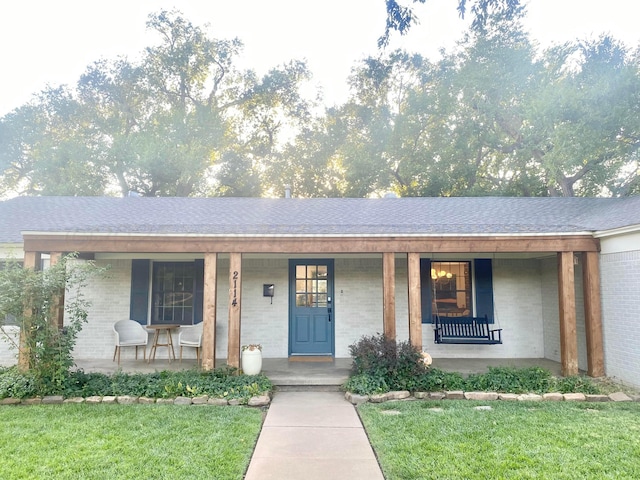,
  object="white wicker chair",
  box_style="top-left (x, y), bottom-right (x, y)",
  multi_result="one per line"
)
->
top-left (178, 323), bottom-right (203, 365)
top-left (112, 319), bottom-right (149, 364)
